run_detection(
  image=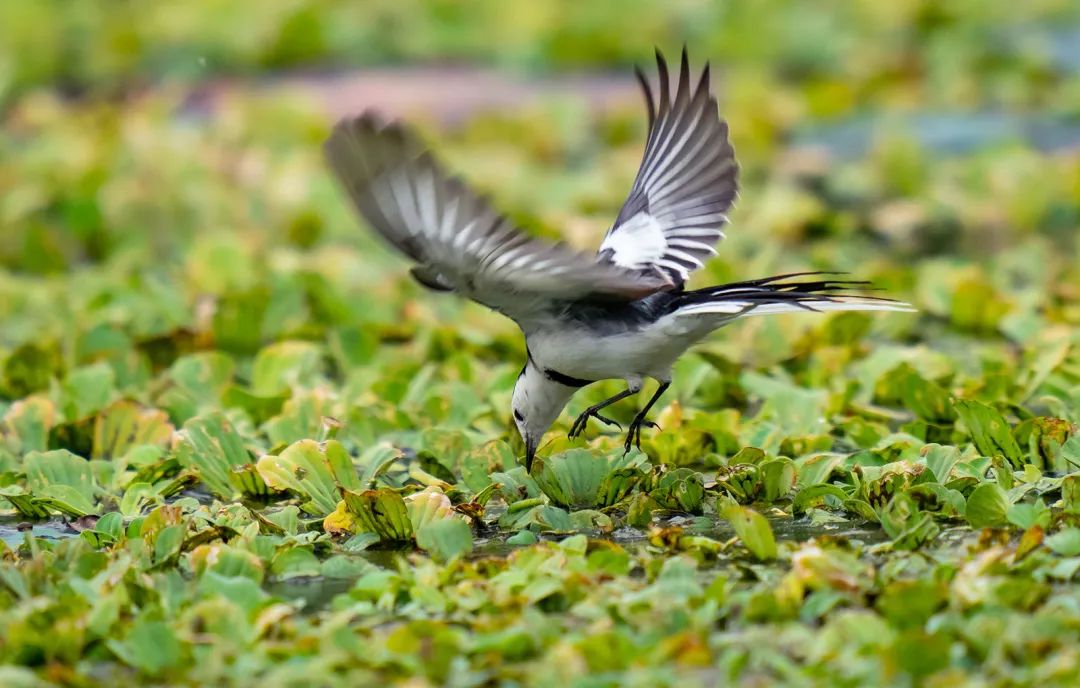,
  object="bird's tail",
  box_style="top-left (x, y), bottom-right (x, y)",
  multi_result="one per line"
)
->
top-left (672, 272), bottom-right (915, 318)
